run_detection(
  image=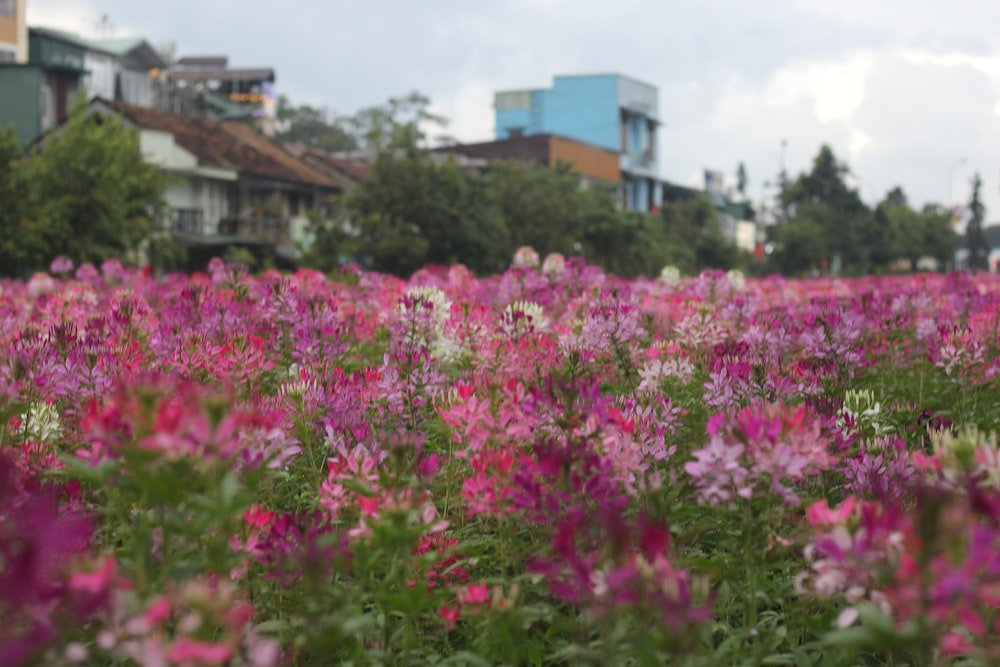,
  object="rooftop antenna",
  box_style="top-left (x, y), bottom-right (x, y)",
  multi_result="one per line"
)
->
top-left (97, 14), bottom-right (114, 39)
